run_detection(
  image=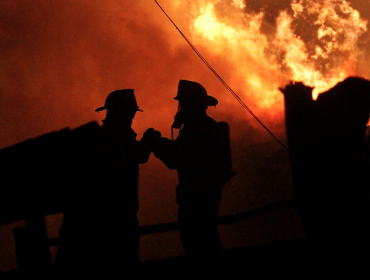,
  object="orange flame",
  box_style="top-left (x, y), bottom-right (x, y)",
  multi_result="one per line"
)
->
top-left (171, 0), bottom-right (368, 125)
